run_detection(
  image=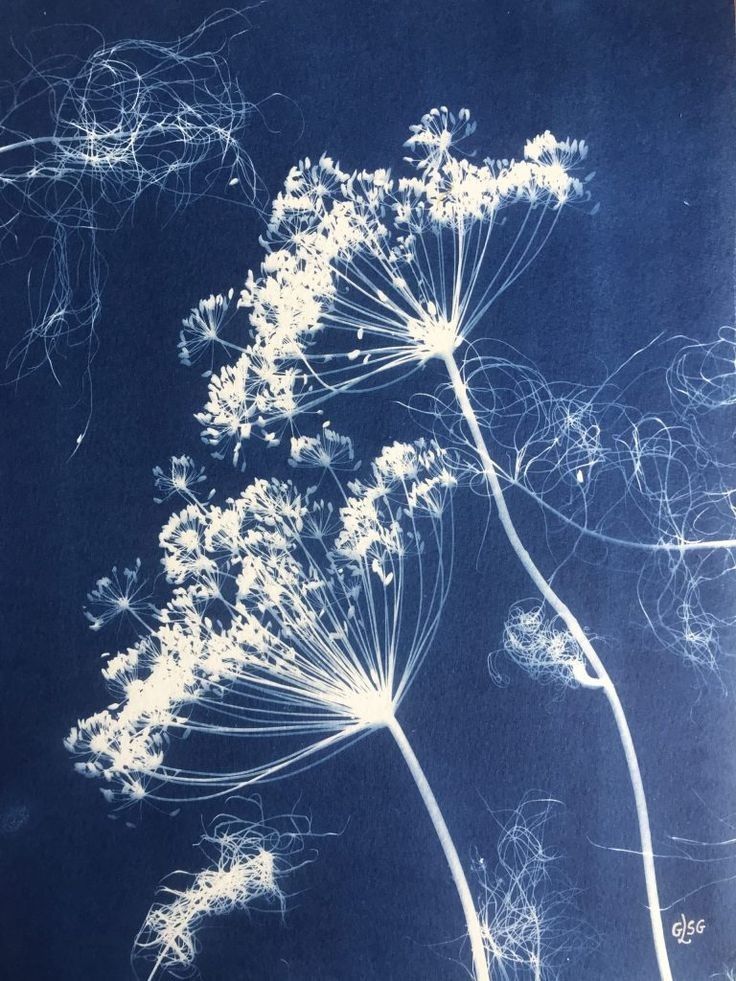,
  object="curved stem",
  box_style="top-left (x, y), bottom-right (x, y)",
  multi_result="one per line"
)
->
top-left (386, 715), bottom-right (491, 981)
top-left (443, 351), bottom-right (673, 981)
